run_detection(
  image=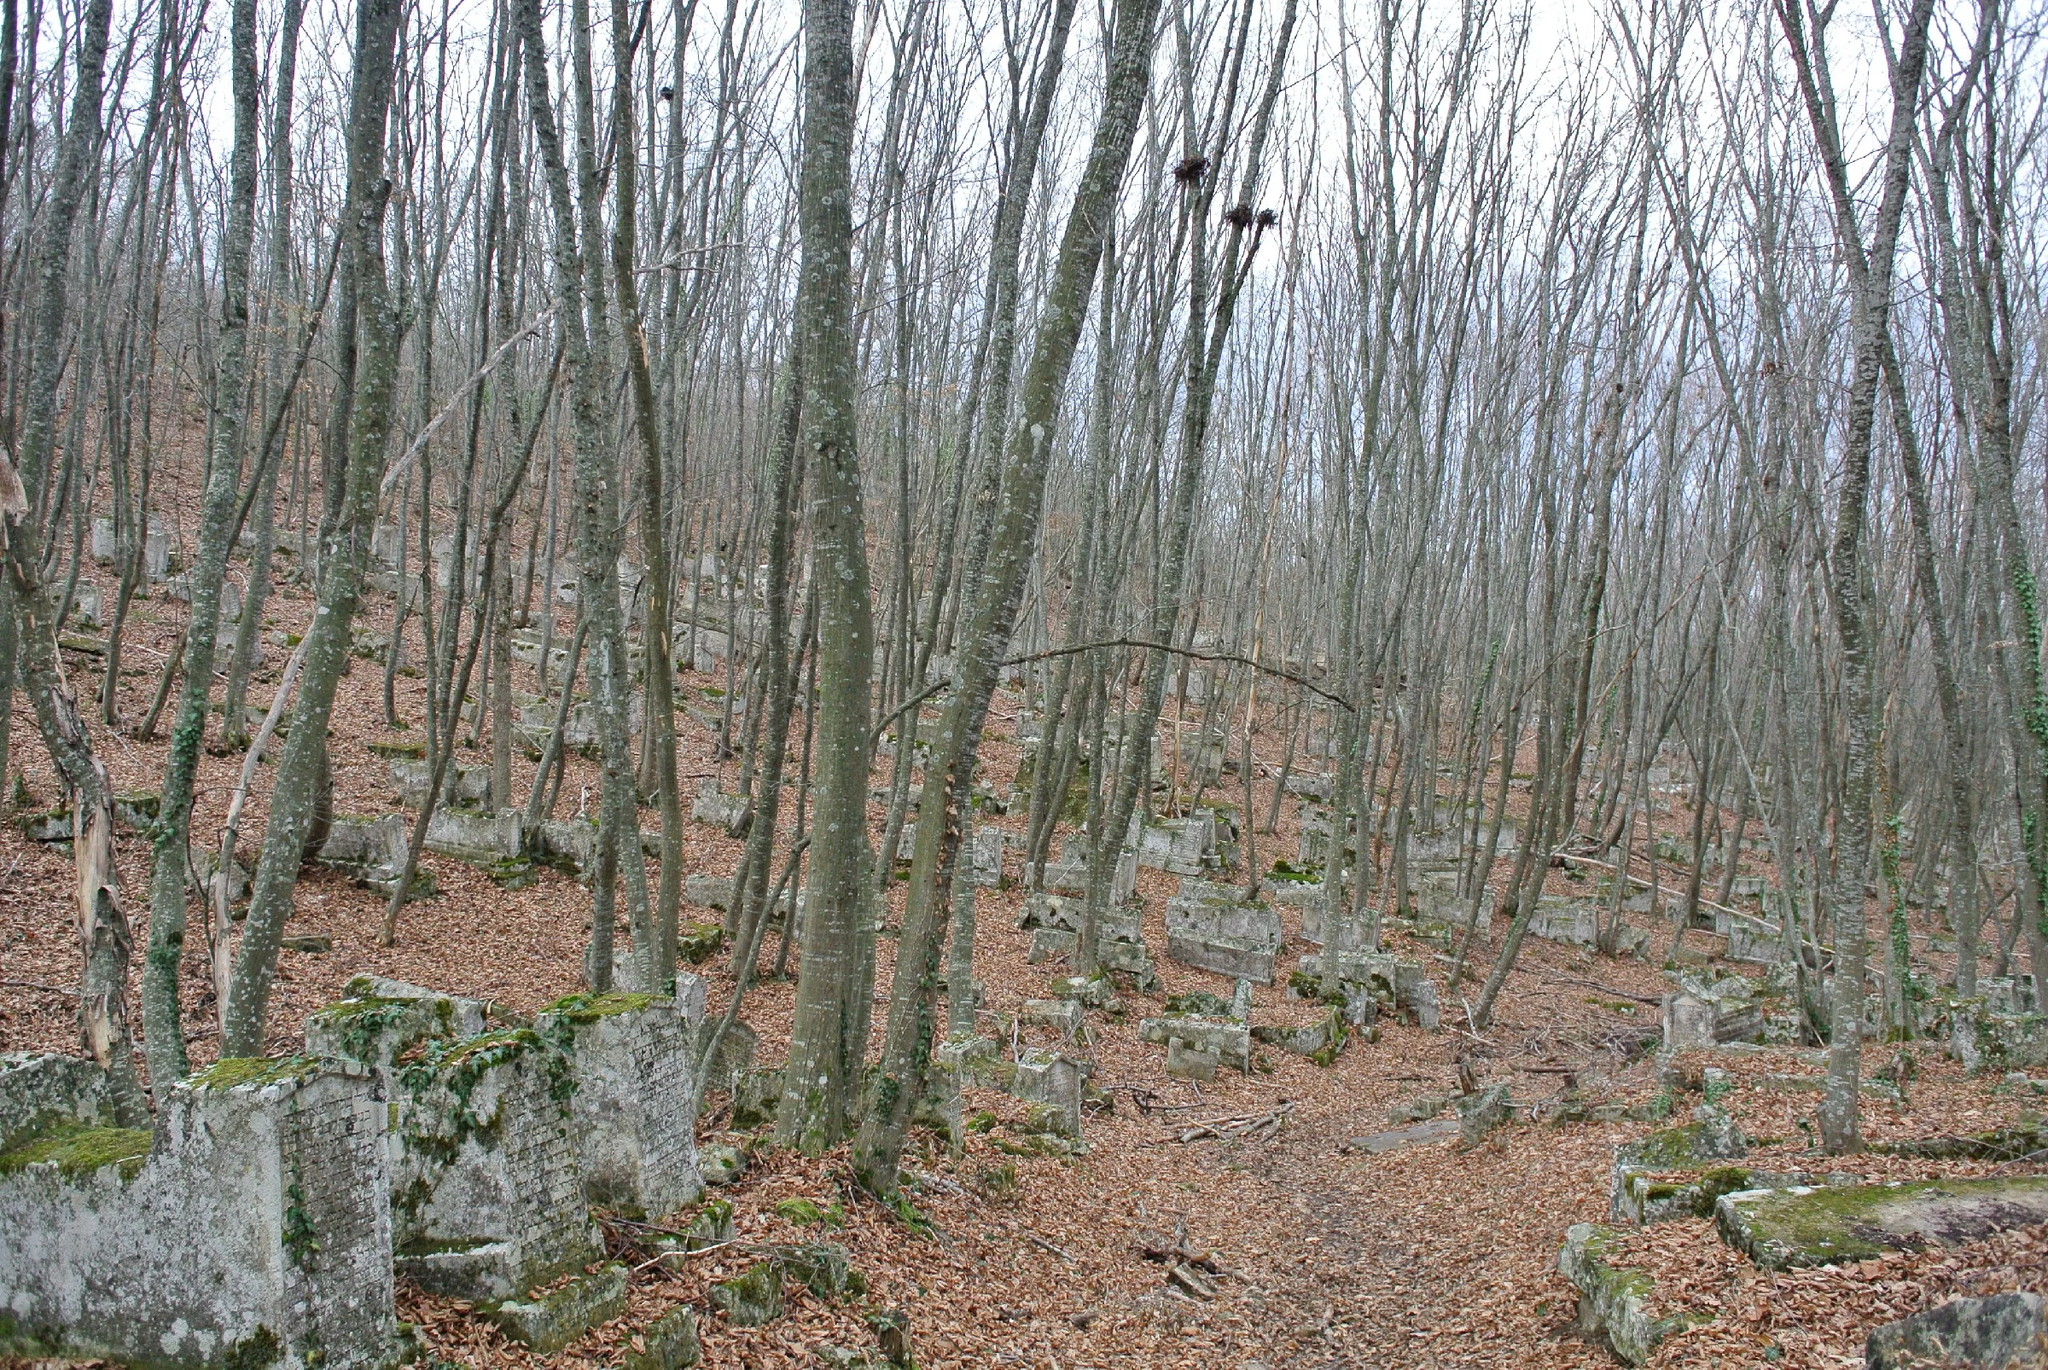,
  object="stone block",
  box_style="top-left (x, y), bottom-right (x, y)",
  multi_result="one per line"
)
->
top-left (624, 1305), bottom-right (701, 1369)
top-left (390, 758), bottom-right (491, 808)
top-left (306, 977), bottom-right (486, 1067)
top-left (317, 813), bottom-right (412, 888)
top-left (1135, 814), bottom-right (1215, 876)
top-left (1559, 1223), bottom-right (1700, 1366)
top-left (709, 1261), bottom-right (784, 1326)
top-left (1456, 1082), bottom-right (1511, 1146)
top-left (697, 1143), bottom-right (745, 1187)
top-left (1528, 896), bottom-right (1601, 948)
top-left (1253, 1008), bottom-right (1346, 1061)
top-left (390, 1030), bottom-right (599, 1300)
top-left (1865, 1292), bottom-right (2047, 1370)
top-left (1010, 1049), bottom-right (1085, 1137)
top-left (0, 1056), bottom-right (400, 1368)
top-left (1166, 1038), bottom-right (1219, 1080)
top-left (695, 1019), bottom-right (756, 1093)
top-left (686, 872), bottom-right (731, 909)
top-left (536, 992), bottom-right (702, 1218)
top-left (673, 972), bottom-right (708, 1026)
top-left (1137, 1015), bottom-right (1250, 1072)
top-left (1716, 1176), bottom-right (2048, 1271)
top-left (692, 778), bottom-right (749, 836)
top-left (484, 1263), bottom-right (627, 1353)
top-left (1165, 881), bottom-right (1283, 984)
top-left (1026, 927), bottom-right (1076, 963)
top-left (425, 807), bottom-right (525, 863)
top-left (1951, 1009), bottom-right (2048, 1073)
top-left (1283, 772), bottom-right (1332, 801)
top-left (0, 1052), bottom-right (109, 1153)
top-left (1726, 912), bottom-right (1784, 964)
top-left (1018, 999), bottom-right (1084, 1038)
top-left (1042, 839), bottom-right (1136, 904)
top-left (971, 824), bottom-right (1004, 888)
